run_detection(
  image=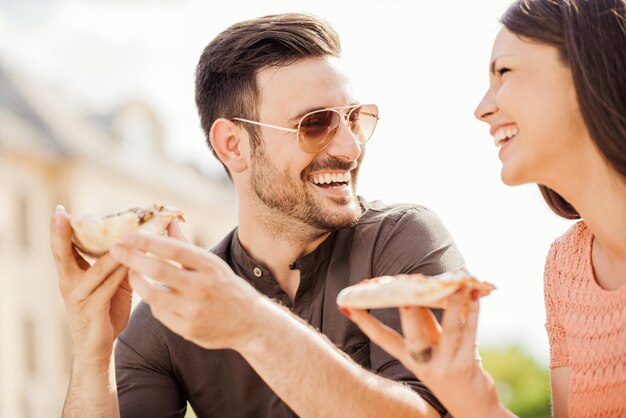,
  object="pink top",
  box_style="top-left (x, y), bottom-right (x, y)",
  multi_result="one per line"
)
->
top-left (544, 222), bottom-right (626, 417)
